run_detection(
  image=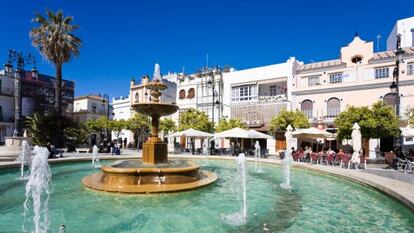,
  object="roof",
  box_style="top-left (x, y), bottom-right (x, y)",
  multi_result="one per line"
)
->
top-left (297, 47), bottom-right (414, 73)
top-left (297, 59), bottom-right (345, 73)
top-left (74, 94), bottom-right (105, 101)
top-left (371, 47), bottom-right (414, 61)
